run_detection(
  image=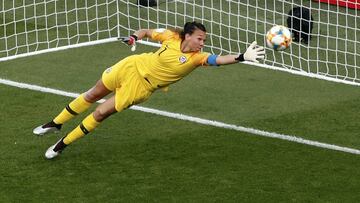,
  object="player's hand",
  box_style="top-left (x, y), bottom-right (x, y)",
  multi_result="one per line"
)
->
top-left (243, 41), bottom-right (265, 63)
top-left (119, 34), bottom-right (138, 51)
top-left (119, 34), bottom-right (138, 46)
